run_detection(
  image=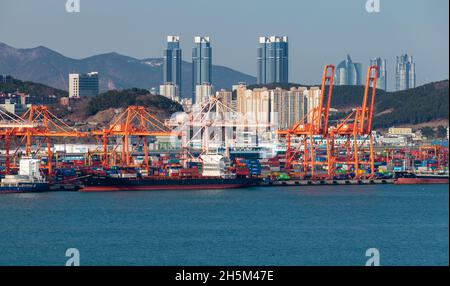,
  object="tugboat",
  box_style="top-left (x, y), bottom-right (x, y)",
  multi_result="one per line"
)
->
top-left (0, 158), bottom-right (50, 194)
